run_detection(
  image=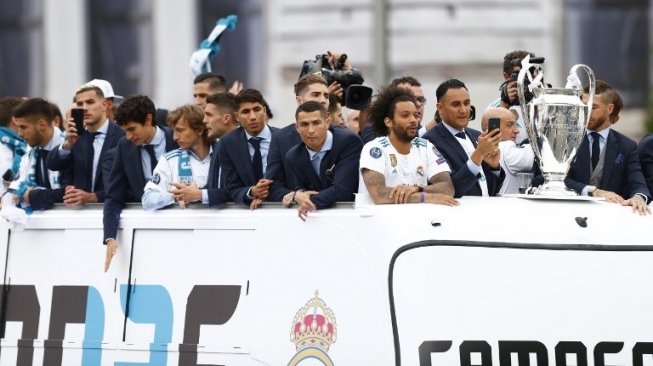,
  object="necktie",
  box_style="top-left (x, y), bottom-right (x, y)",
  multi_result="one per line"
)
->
top-left (590, 132), bottom-right (600, 170)
top-left (40, 149), bottom-right (51, 189)
top-left (249, 137), bottom-right (263, 181)
top-left (87, 131), bottom-right (101, 188)
top-left (311, 151), bottom-right (324, 176)
top-left (143, 144), bottom-right (158, 174)
top-left (455, 131), bottom-right (466, 139)
top-left (34, 148), bottom-right (43, 186)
